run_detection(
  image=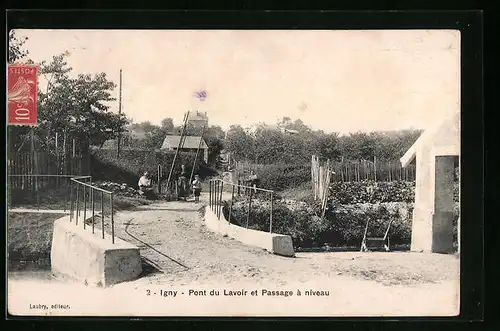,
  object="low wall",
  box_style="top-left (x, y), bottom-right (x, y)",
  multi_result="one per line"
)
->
top-left (204, 207), bottom-right (295, 257)
top-left (51, 216), bottom-right (142, 287)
